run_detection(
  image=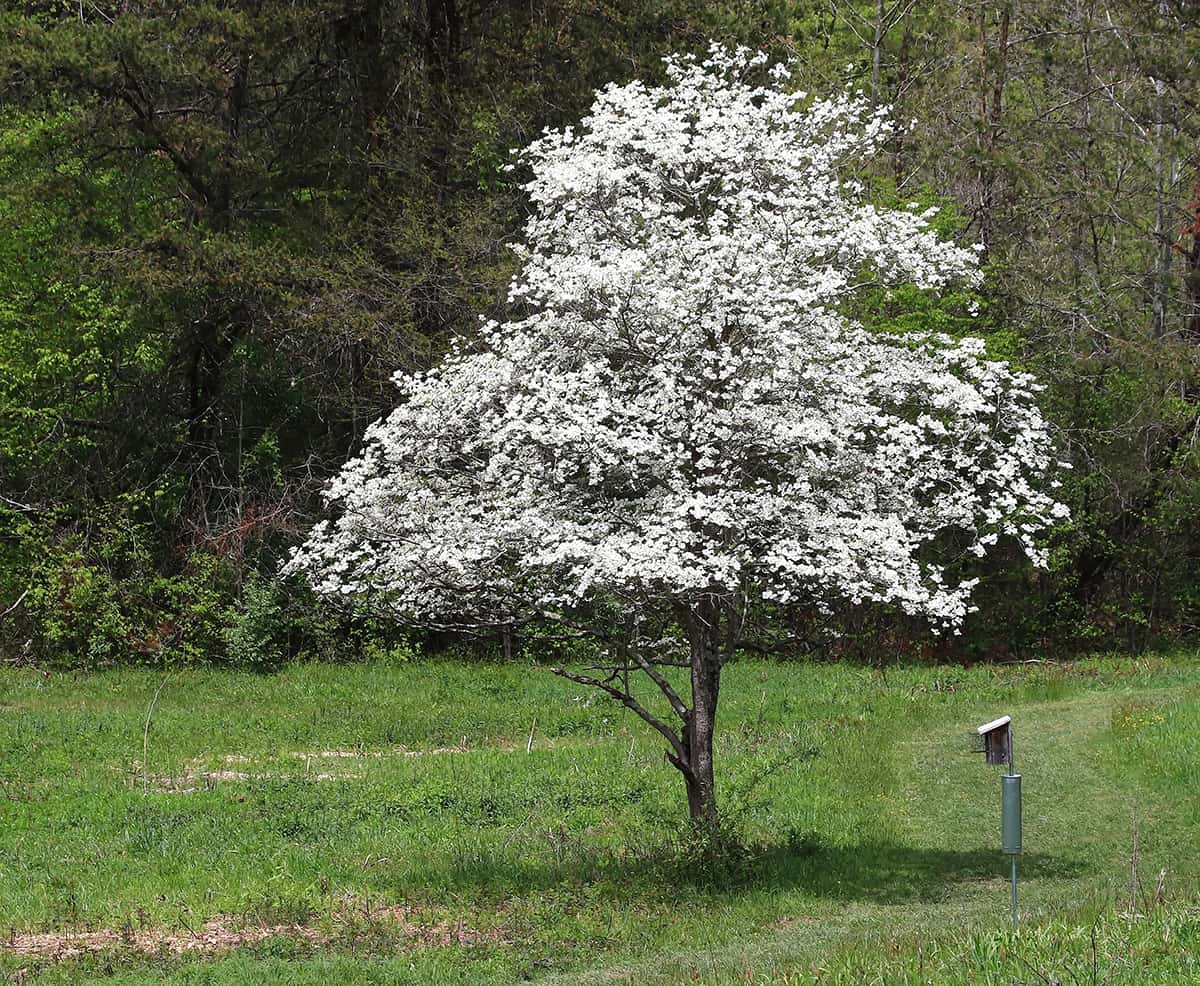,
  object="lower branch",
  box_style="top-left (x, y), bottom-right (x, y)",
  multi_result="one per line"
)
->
top-left (0, 590), bottom-right (28, 621)
top-left (631, 651), bottom-right (689, 720)
top-left (549, 666), bottom-right (689, 769)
